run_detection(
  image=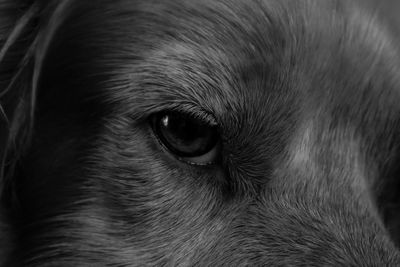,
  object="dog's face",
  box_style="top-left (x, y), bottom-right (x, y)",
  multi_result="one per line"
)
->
top-left (2, 0), bottom-right (400, 266)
